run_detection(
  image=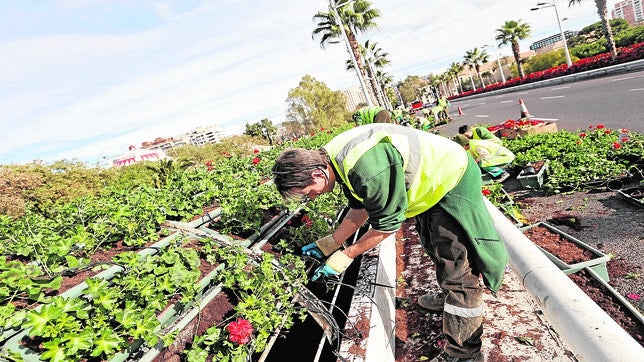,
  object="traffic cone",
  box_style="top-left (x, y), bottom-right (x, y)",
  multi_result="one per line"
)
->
top-left (457, 105), bottom-right (464, 116)
top-left (519, 98), bottom-right (533, 119)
